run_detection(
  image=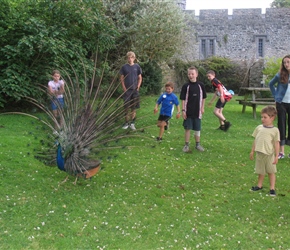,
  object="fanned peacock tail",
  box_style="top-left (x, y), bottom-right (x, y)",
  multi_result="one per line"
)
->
top-left (3, 56), bottom-right (148, 181)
